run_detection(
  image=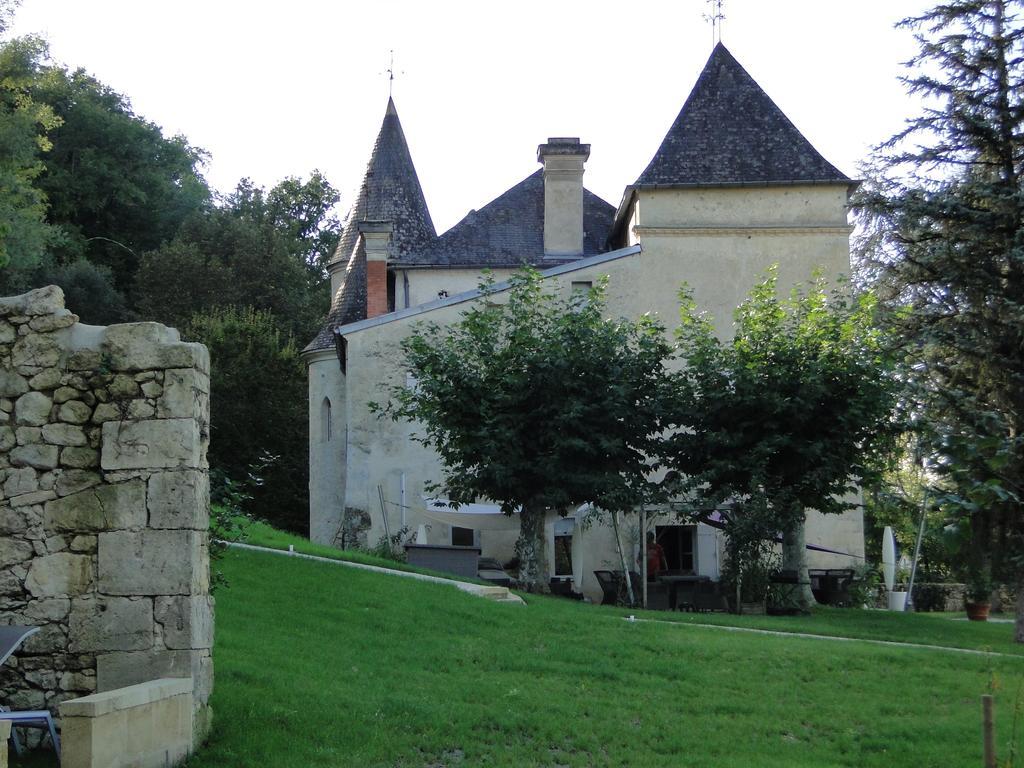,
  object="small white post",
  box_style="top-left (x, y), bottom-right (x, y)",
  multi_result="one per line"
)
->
top-left (400, 473), bottom-right (407, 528)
